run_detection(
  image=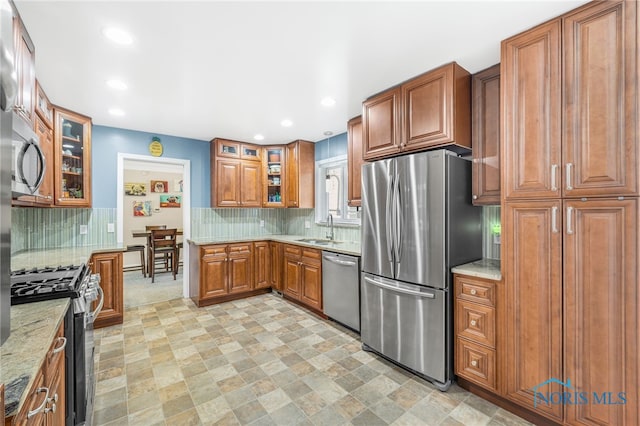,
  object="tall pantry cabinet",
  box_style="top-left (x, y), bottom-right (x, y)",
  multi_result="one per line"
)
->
top-left (501, 1), bottom-right (638, 425)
